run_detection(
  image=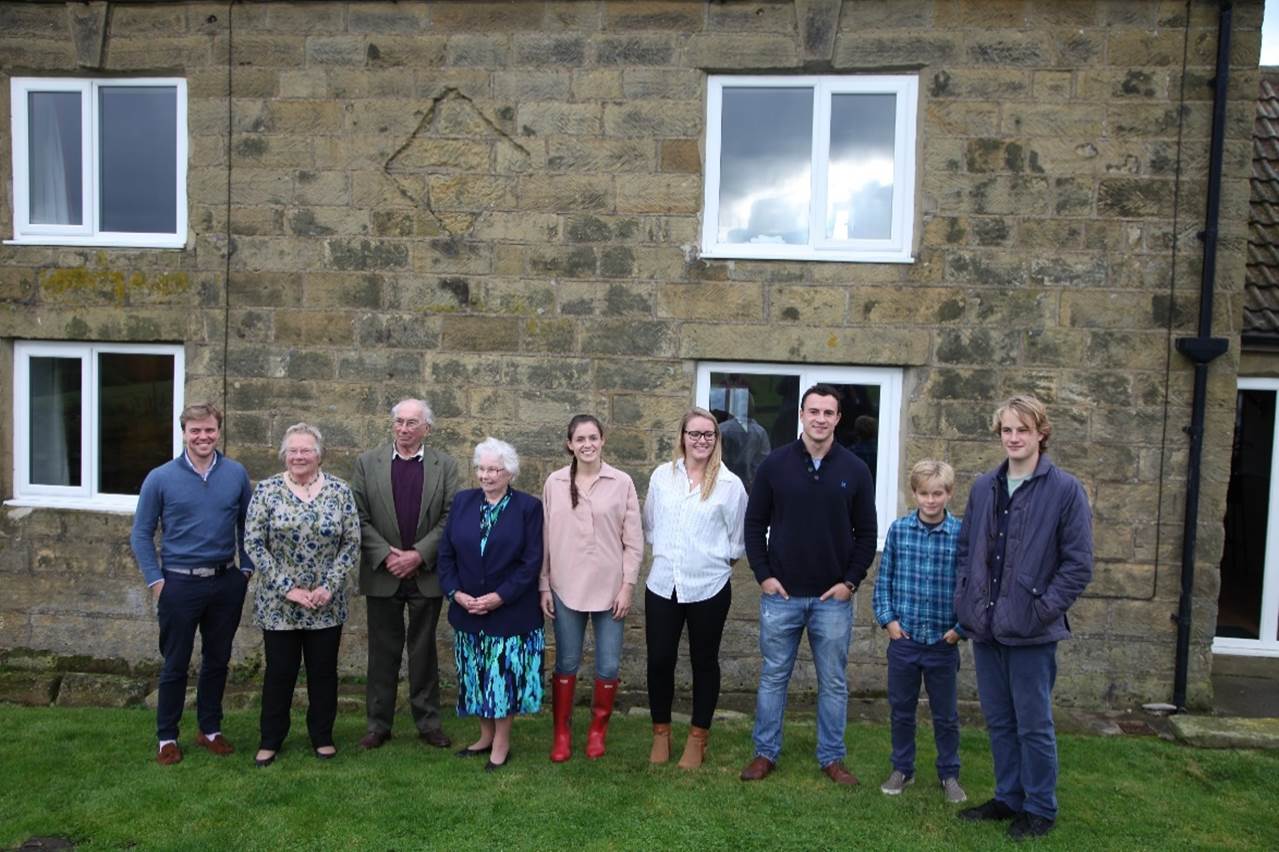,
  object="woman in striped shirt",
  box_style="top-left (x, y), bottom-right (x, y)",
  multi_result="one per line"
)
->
top-left (643, 408), bottom-right (748, 769)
